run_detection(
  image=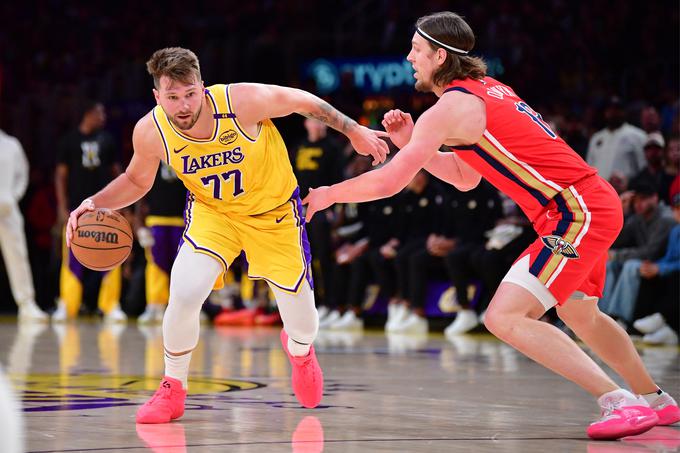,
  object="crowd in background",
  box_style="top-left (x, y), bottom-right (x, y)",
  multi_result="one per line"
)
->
top-left (0, 1), bottom-right (677, 344)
